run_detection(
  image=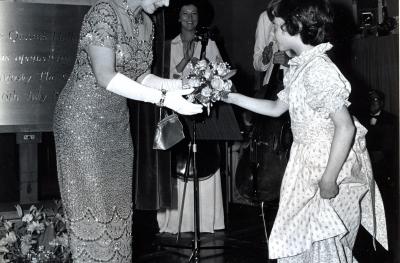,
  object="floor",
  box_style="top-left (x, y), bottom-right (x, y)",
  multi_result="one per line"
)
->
top-left (0, 201), bottom-right (395, 262)
top-left (133, 202), bottom-right (395, 263)
top-left (134, 203), bottom-right (275, 263)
